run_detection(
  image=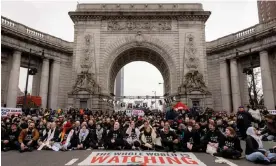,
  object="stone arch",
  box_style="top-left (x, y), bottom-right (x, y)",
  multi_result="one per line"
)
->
top-left (99, 35), bottom-right (178, 95)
